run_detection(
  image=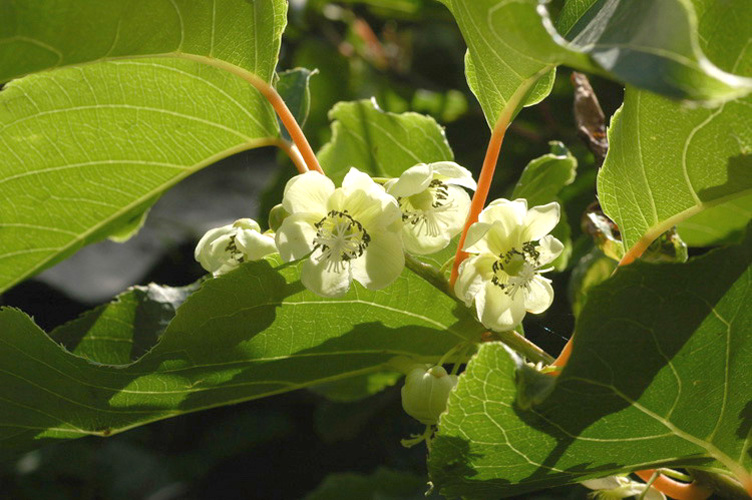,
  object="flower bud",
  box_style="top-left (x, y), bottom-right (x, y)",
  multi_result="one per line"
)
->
top-left (401, 365), bottom-right (458, 425)
top-left (194, 218), bottom-right (277, 276)
top-left (268, 203), bottom-right (289, 232)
